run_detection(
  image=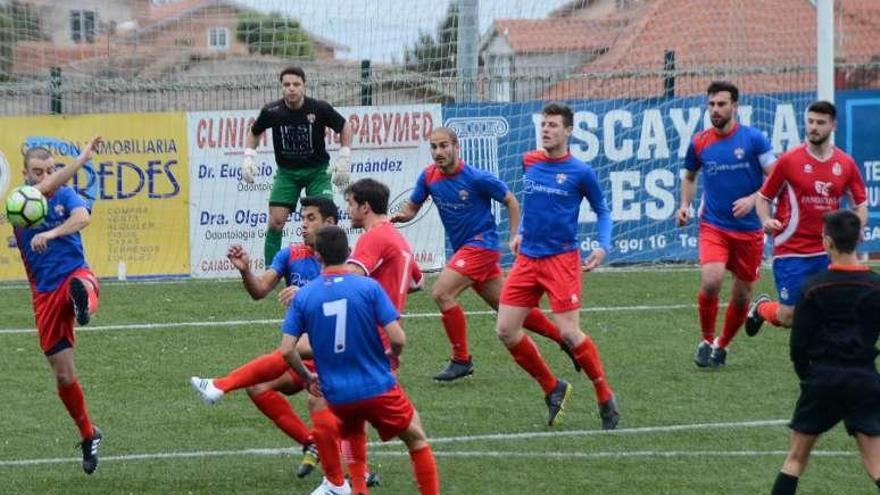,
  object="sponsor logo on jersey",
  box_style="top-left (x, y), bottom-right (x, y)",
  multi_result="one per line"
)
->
top-left (814, 180), bottom-right (832, 196)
